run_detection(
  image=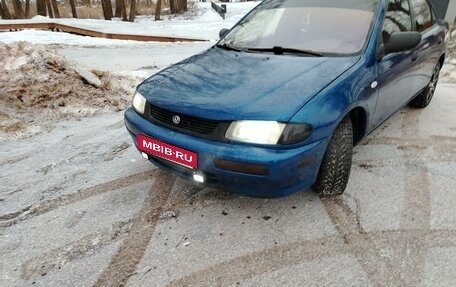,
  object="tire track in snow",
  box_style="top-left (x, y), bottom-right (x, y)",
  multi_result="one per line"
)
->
top-left (0, 170), bottom-right (156, 227)
top-left (93, 170), bottom-right (175, 287)
top-left (396, 109), bottom-right (431, 286)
